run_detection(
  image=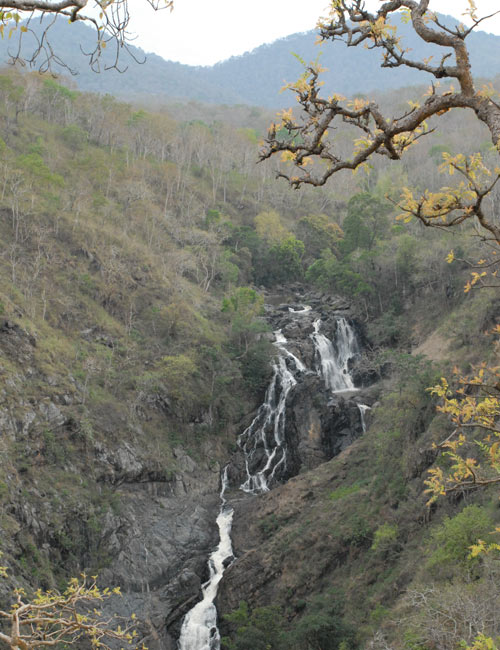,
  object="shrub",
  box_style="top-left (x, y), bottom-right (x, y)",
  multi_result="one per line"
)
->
top-left (427, 505), bottom-right (494, 573)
